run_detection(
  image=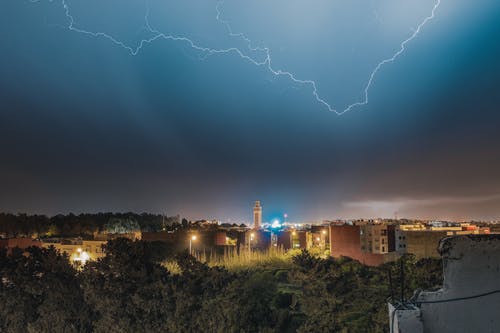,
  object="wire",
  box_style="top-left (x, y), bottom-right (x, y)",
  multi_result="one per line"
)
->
top-left (391, 290), bottom-right (500, 332)
top-left (416, 289), bottom-right (500, 304)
